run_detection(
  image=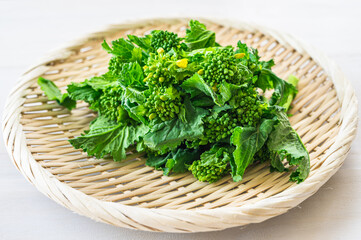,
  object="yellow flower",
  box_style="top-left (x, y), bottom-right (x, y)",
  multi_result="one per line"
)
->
top-left (197, 69), bottom-right (204, 75)
top-left (157, 48), bottom-right (164, 54)
top-left (160, 95), bottom-right (168, 101)
top-left (176, 59), bottom-right (188, 68)
top-left (234, 53), bottom-right (245, 59)
top-left (149, 113), bottom-right (157, 120)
